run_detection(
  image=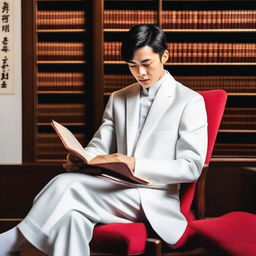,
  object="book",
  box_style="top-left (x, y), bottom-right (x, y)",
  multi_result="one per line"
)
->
top-left (51, 120), bottom-right (149, 185)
